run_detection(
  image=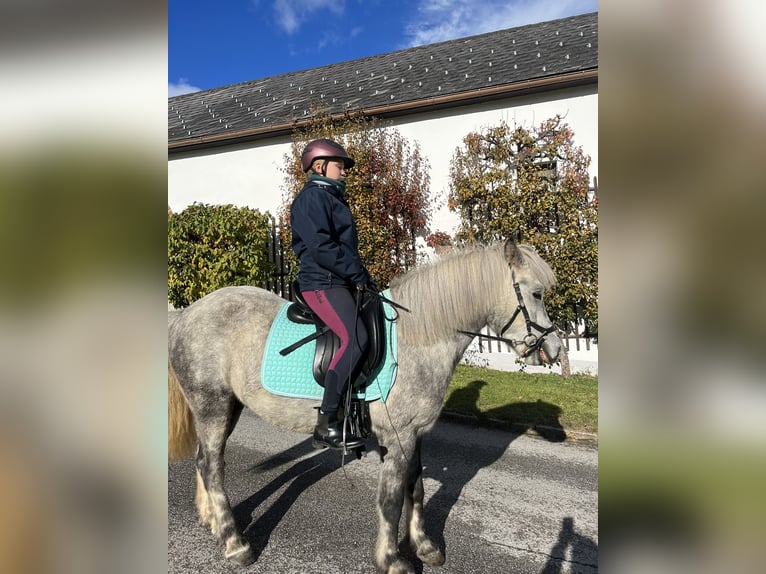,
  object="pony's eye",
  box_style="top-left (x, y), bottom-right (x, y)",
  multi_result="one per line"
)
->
top-left (532, 292), bottom-right (543, 300)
